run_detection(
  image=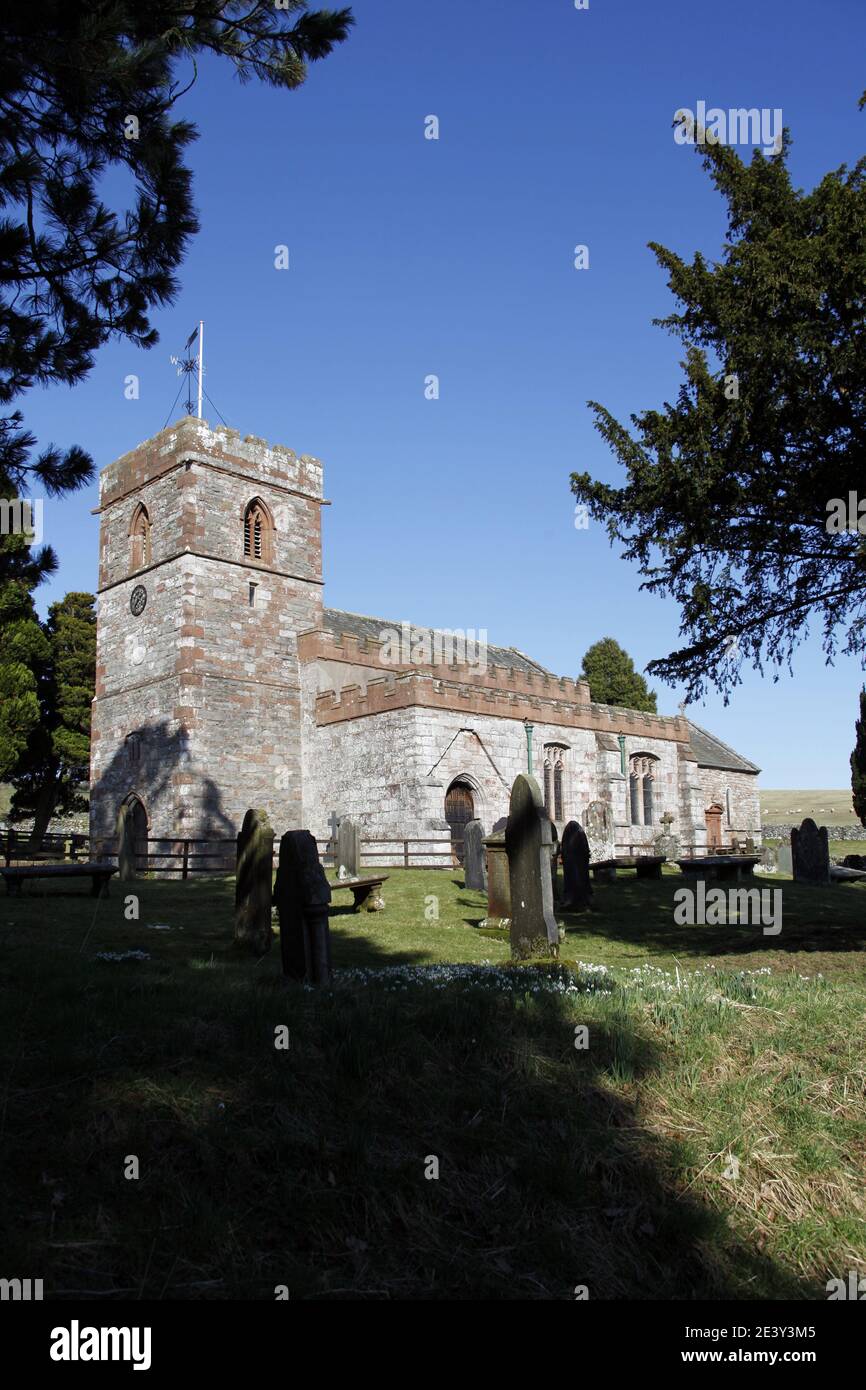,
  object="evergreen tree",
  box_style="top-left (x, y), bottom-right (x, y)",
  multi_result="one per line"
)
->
top-left (9, 593), bottom-right (96, 846)
top-left (851, 687), bottom-right (866, 827)
top-left (0, 1), bottom-right (354, 583)
top-left (579, 638), bottom-right (658, 712)
top-left (571, 101), bottom-right (866, 701)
